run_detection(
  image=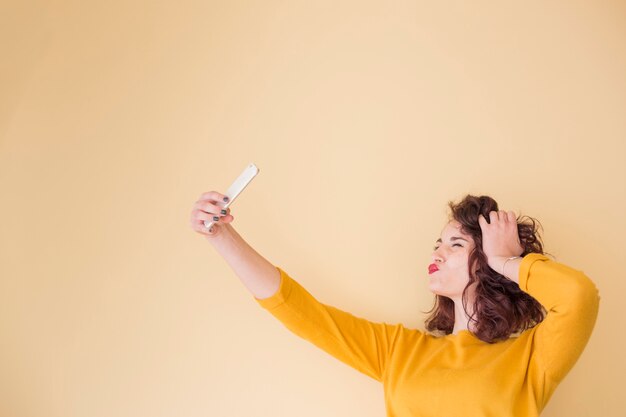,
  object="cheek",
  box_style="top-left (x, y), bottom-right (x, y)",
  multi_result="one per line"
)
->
top-left (448, 254), bottom-right (469, 270)
top-left (448, 255), bottom-right (472, 283)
